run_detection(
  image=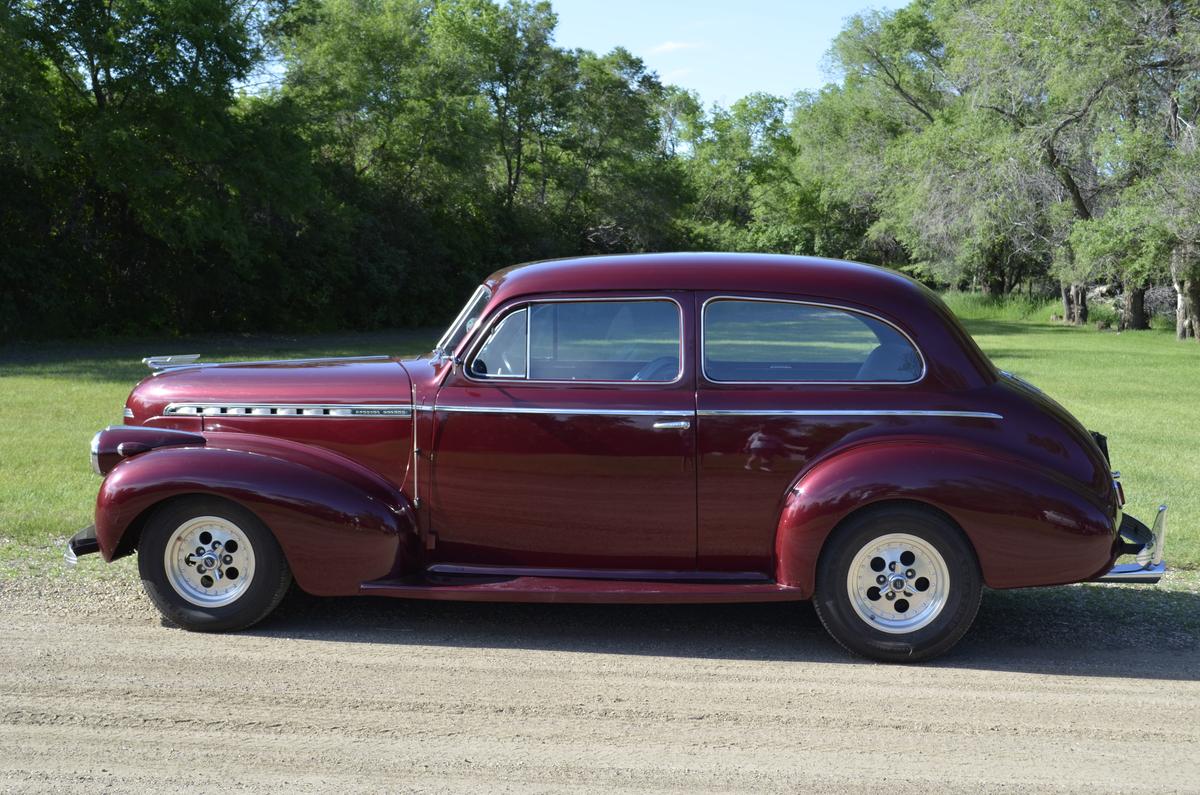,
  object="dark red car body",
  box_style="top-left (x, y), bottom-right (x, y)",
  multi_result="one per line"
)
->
top-left (83, 253), bottom-right (1147, 605)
